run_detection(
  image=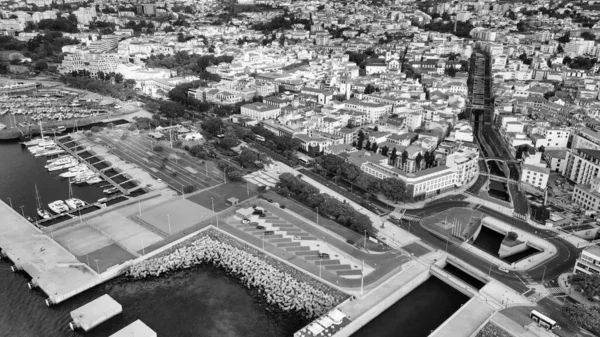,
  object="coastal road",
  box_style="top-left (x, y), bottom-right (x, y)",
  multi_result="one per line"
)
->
top-left (404, 201), bottom-right (581, 287)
